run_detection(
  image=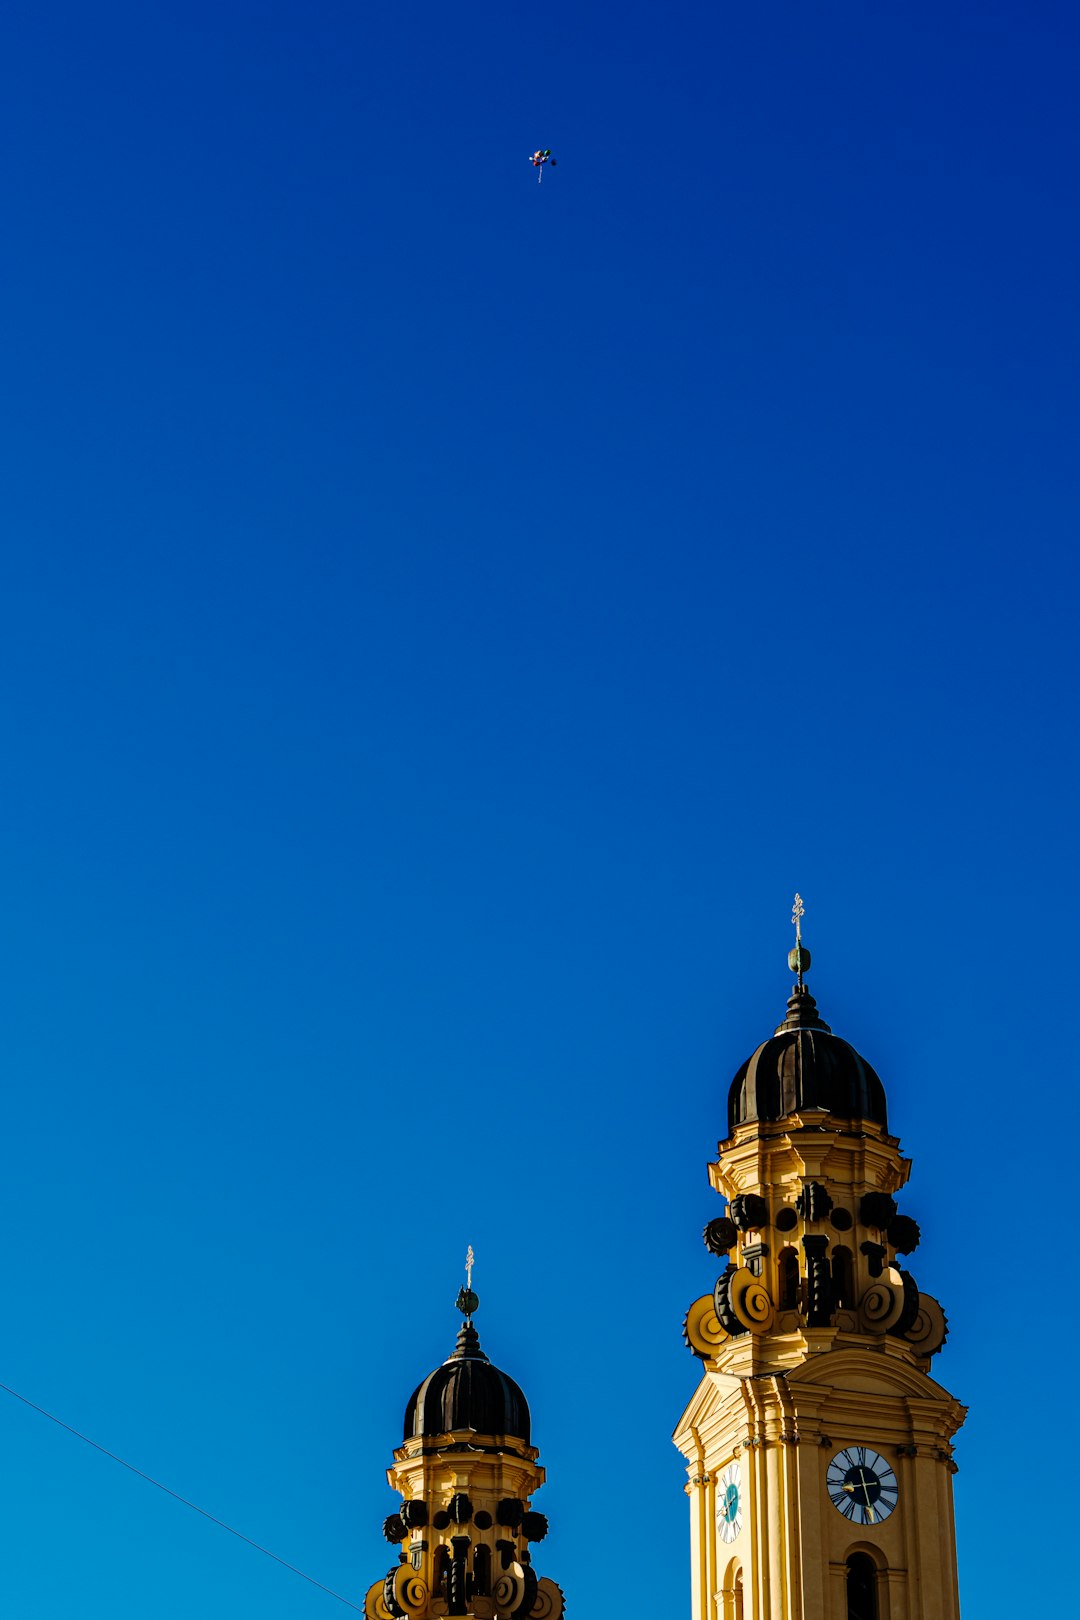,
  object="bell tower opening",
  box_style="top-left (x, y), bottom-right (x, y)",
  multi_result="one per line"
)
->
top-left (846, 1551), bottom-right (879, 1620)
